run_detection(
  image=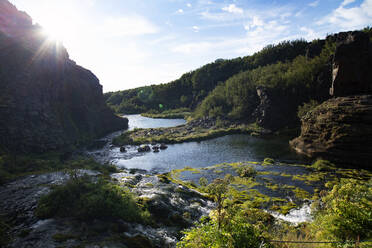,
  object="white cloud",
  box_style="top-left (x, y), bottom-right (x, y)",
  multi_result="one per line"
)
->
top-left (192, 26), bottom-right (200, 32)
top-left (222, 4), bottom-right (243, 14)
top-left (341, 0), bottom-right (356, 7)
top-left (101, 16), bottom-right (158, 37)
top-left (300, 27), bottom-right (318, 40)
top-left (309, 0), bottom-right (320, 7)
top-left (317, 0), bottom-right (372, 30)
top-left (177, 9), bottom-right (184, 14)
top-left (187, 3), bottom-right (192, 8)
